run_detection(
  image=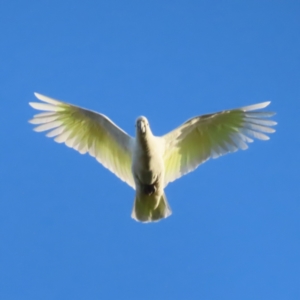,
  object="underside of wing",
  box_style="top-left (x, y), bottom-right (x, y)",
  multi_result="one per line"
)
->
top-left (29, 93), bottom-right (135, 189)
top-left (163, 101), bottom-right (276, 187)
